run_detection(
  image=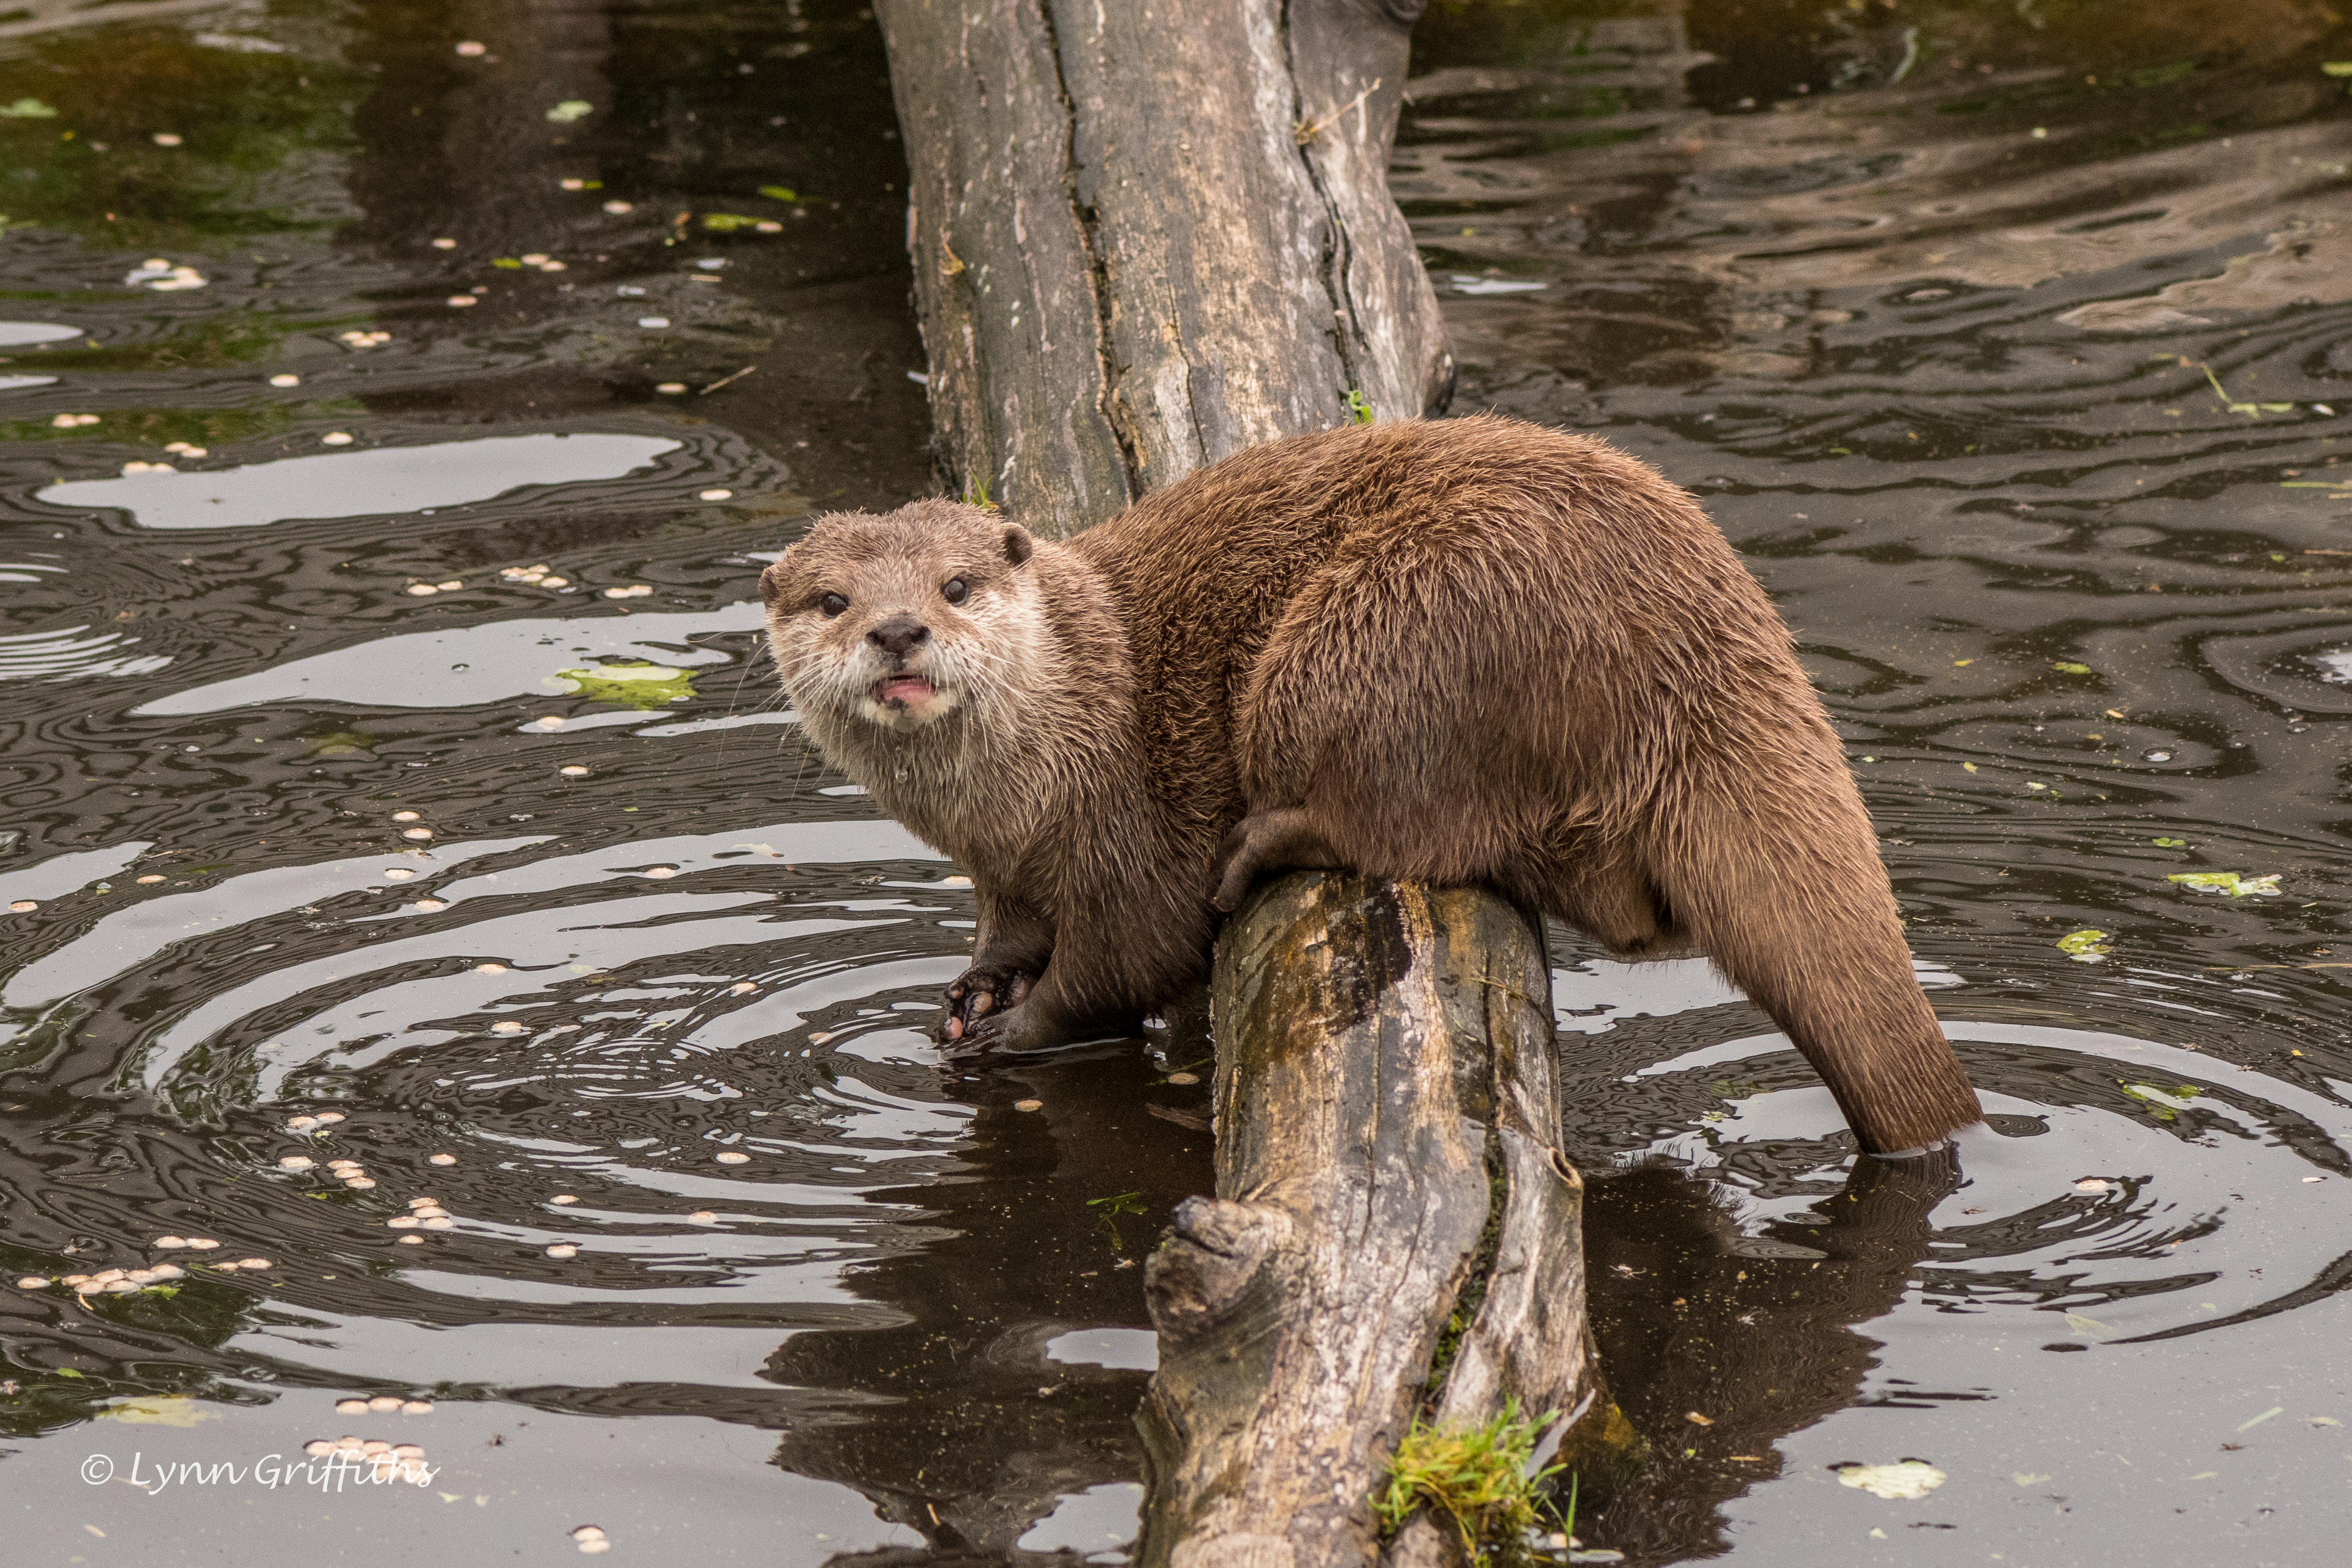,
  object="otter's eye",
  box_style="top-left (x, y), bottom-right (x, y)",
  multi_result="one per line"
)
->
top-left (819, 593), bottom-right (849, 618)
top-left (942, 577), bottom-right (969, 606)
